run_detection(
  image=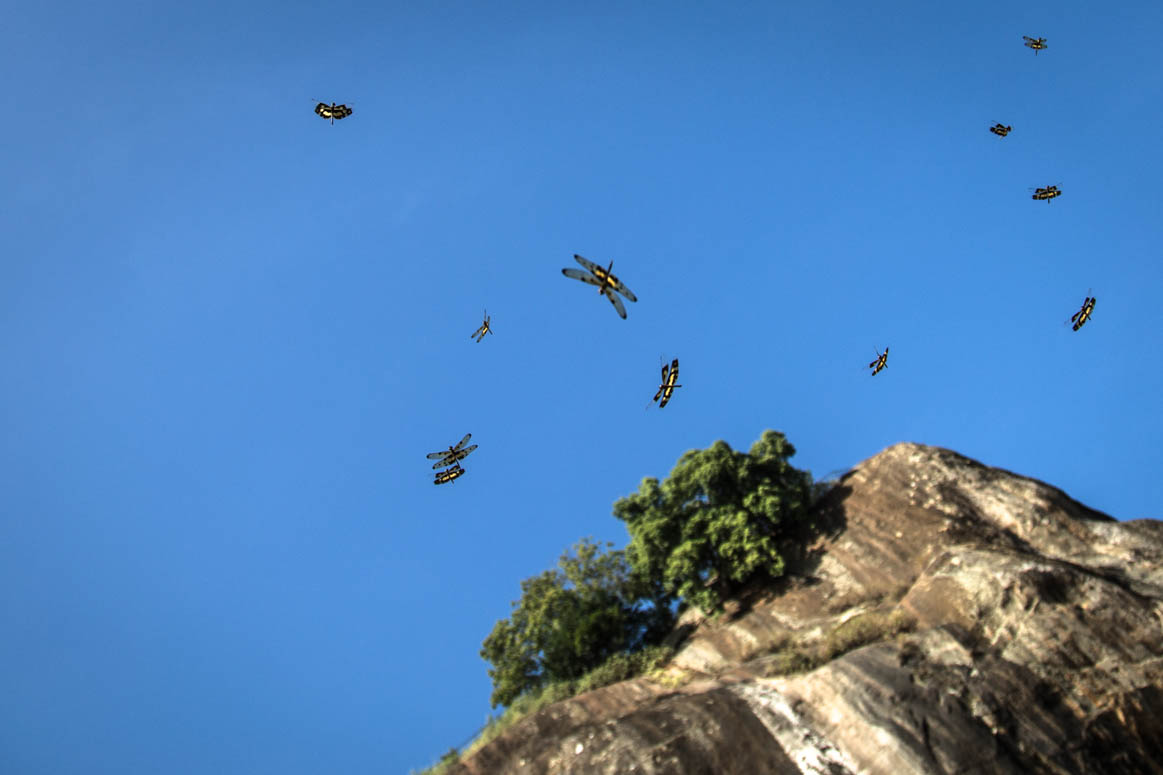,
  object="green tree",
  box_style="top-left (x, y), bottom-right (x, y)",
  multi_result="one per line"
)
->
top-left (613, 430), bottom-right (814, 613)
top-left (480, 538), bottom-right (673, 708)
